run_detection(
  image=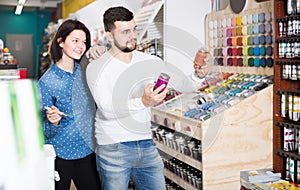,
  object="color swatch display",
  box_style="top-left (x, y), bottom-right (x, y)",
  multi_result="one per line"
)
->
top-left (207, 10), bottom-right (274, 68)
